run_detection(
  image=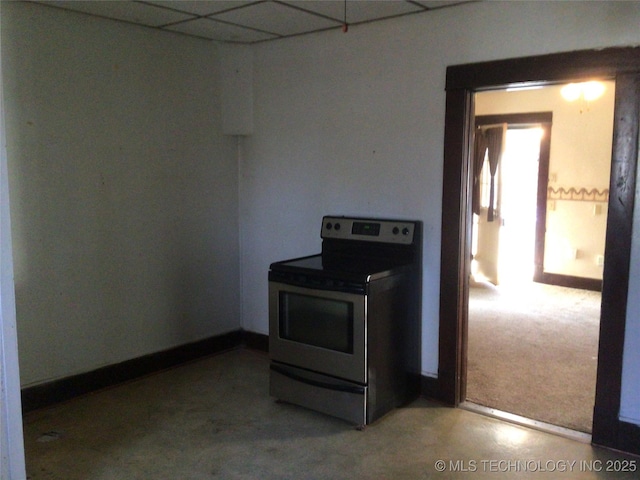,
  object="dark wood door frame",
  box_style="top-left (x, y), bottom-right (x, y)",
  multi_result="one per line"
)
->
top-left (437, 47), bottom-right (640, 454)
